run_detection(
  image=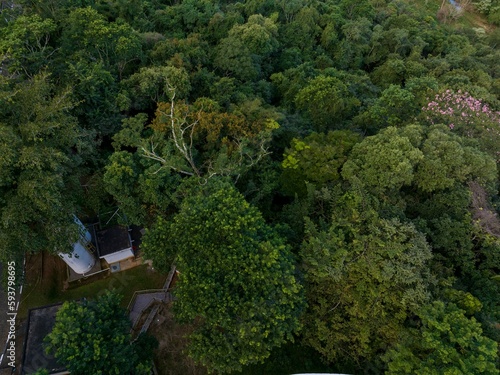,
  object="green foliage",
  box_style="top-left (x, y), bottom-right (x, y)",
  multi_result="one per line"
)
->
top-left (139, 216), bottom-right (175, 273)
top-left (104, 130), bottom-right (181, 225)
top-left (415, 126), bottom-right (497, 192)
top-left (65, 60), bottom-right (121, 135)
top-left (60, 7), bottom-right (143, 75)
top-left (279, 5), bottom-right (321, 52)
top-left (384, 301), bottom-right (499, 375)
top-left (142, 179), bottom-right (304, 373)
top-left (342, 126), bottom-right (424, 194)
top-left (407, 185), bottom-right (475, 274)
top-left (301, 189), bottom-right (433, 363)
top-left (354, 77), bottom-right (439, 133)
top-left (120, 65), bottom-right (191, 110)
top-left (342, 125), bottom-right (497, 195)
top-left (281, 130), bottom-right (361, 196)
top-left (0, 74), bottom-right (86, 265)
top-left (294, 75), bottom-right (360, 131)
top-left (334, 17), bottom-right (373, 69)
top-left (45, 291), bottom-right (157, 375)
top-left (465, 268), bottom-right (500, 344)
top-left (443, 288), bottom-right (483, 315)
top-left (215, 14), bottom-right (279, 81)
top-left (3, 0), bottom-right (500, 371)
top-left (0, 14), bottom-right (57, 76)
